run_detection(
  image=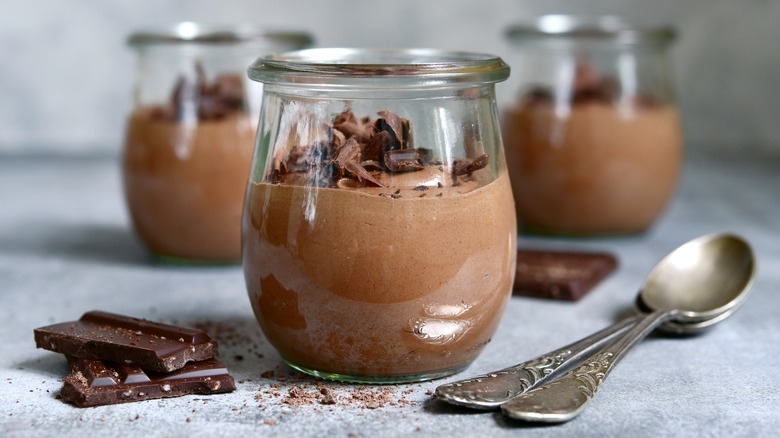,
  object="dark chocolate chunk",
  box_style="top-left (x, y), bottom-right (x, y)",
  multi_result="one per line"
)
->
top-left (375, 110), bottom-right (404, 151)
top-left (61, 356), bottom-right (235, 408)
top-left (34, 311), bottom-right (218, 372)
top-left (513, 249), bottom-right (618, 301)
top-left (385, 149), bottom-right (424, 172)
top-left (452, 153), bottom-right (489, 177)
